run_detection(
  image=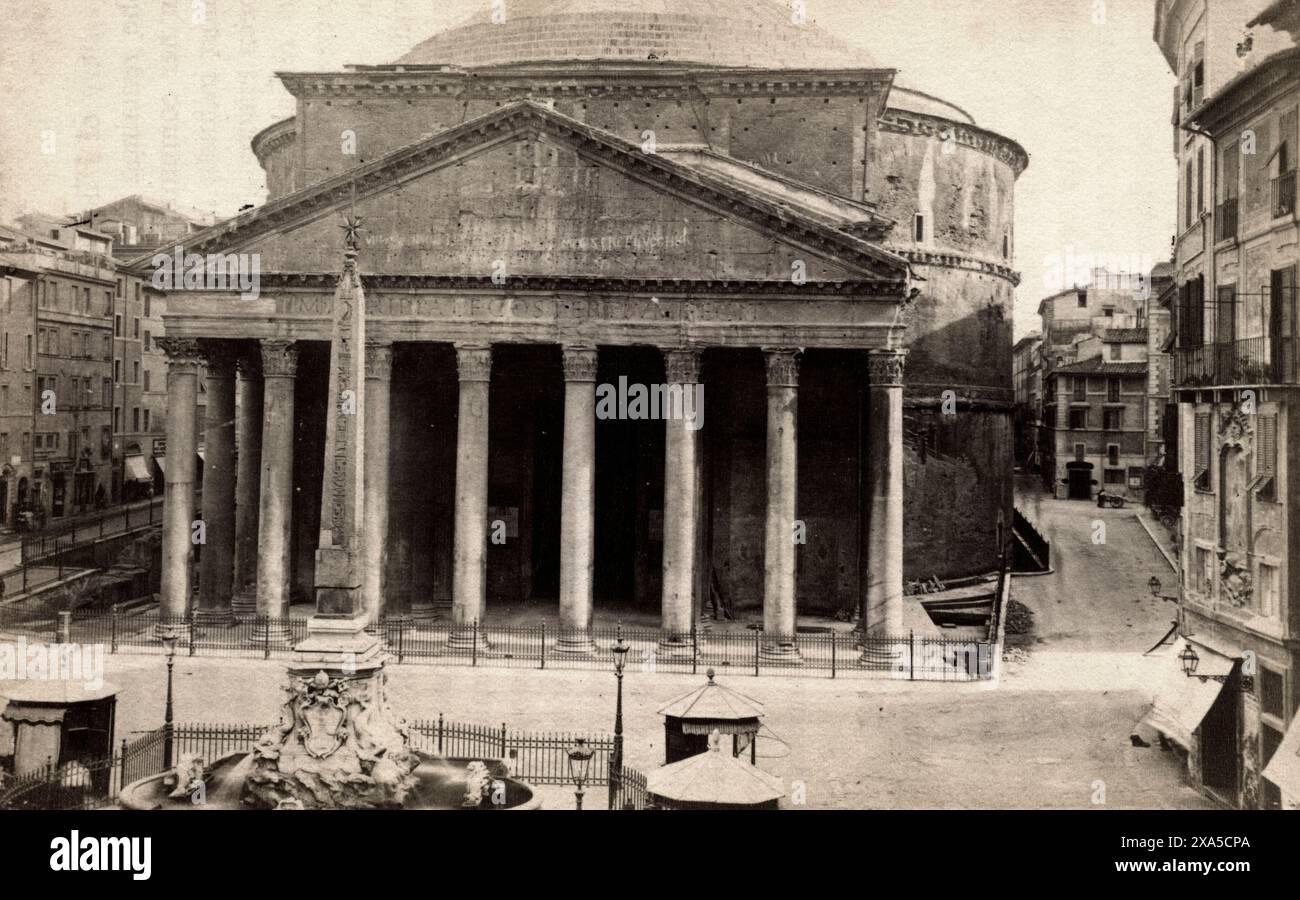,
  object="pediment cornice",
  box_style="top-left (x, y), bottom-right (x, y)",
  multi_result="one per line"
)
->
top-left (130, 101), bottom-right (908, 288)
